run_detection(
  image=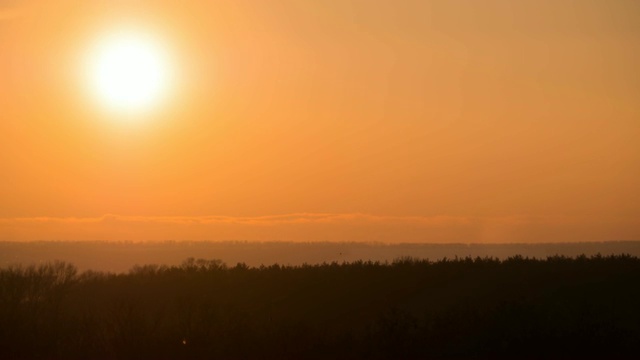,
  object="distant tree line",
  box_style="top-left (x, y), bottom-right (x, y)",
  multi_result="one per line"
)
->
top-left (1, 255), bottom-right (639, 359)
